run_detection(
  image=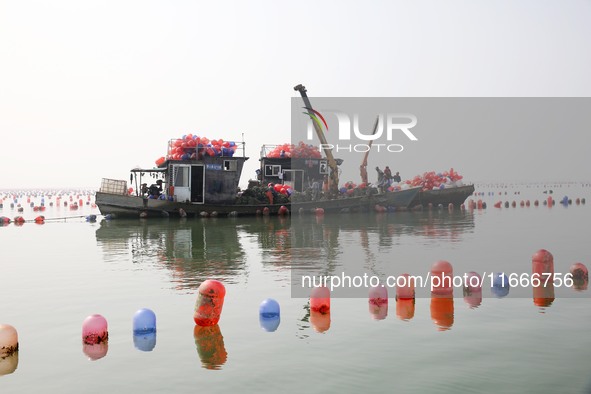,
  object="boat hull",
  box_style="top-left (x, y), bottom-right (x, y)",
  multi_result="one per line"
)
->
top-left (96, 186), bottom-right (420, 218)
top-left (411, 185), bottom-right (475, 207)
